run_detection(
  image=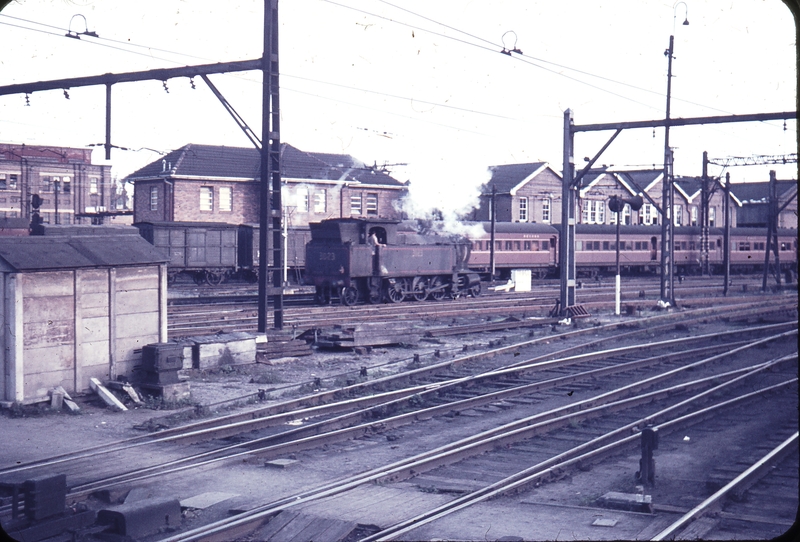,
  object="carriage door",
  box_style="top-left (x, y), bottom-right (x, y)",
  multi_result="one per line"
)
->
top-left (549, 236), bottom-right (558, 267)
top-left (650, 237), bottom-right (658, 261)
top-left (368, 226), bottom-right (387, 276)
